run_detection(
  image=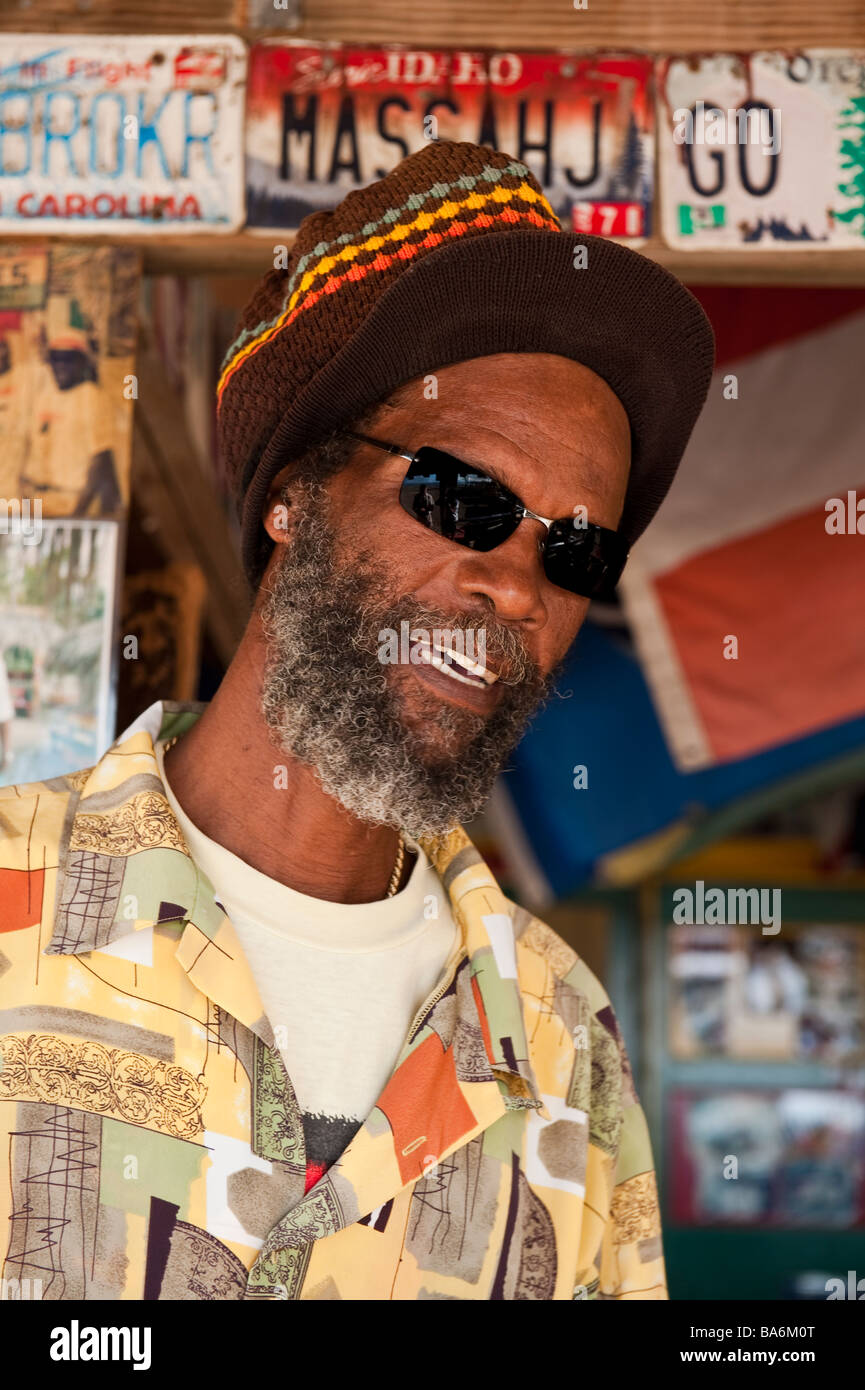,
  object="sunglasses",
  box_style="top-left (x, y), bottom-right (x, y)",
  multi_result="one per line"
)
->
top-left (345, 432), bottom-right (629, 600)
